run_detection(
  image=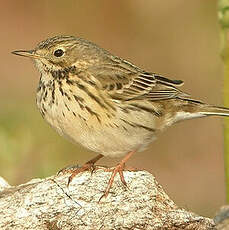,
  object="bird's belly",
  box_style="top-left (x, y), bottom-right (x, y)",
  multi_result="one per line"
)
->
top-left (37, 99), bottom-right (157, 157)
